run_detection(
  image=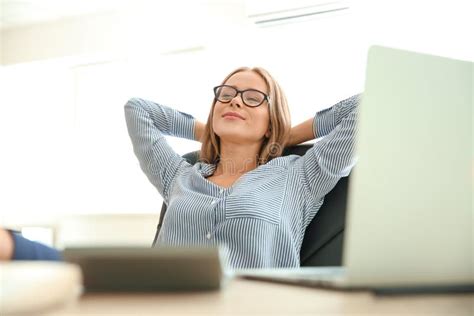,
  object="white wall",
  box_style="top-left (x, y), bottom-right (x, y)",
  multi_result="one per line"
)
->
top-left (1, 11), bottom-right (125, 65)
top-left (0, 0), bottom-right (471, 245)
